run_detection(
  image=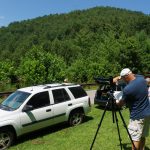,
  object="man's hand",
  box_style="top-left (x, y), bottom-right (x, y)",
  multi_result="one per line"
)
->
top-left (113, 76), bottom-right (121, 83)
top-left (116, 99), bottom-right (120, 104)
top-left (116, 99), bottom-right (125, 107)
